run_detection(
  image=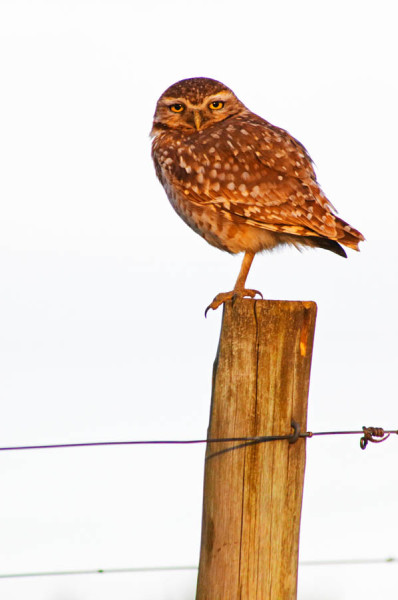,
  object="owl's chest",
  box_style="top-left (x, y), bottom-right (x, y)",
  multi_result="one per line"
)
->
top-left (153, 147), bottom-right (229, 249)
top-left (153, 140), bottom-right (201, 216)
top-left (160, 171), bottom-right (188, 217)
